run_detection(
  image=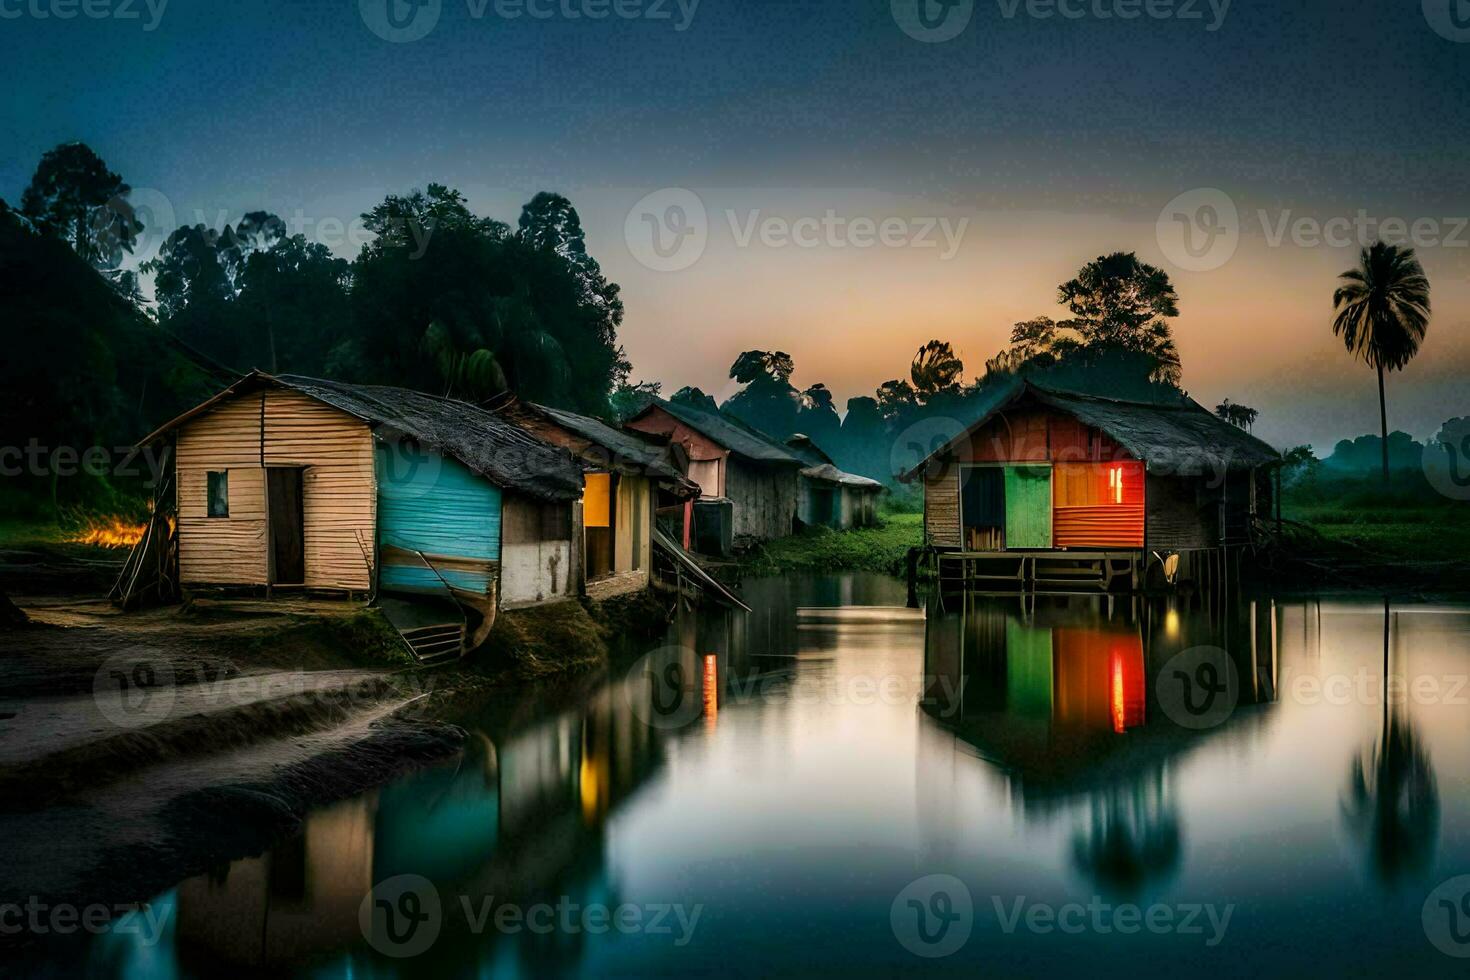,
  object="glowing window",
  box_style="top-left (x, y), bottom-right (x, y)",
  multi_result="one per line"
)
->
top-left (583, 473), bottom-right (612, 528)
